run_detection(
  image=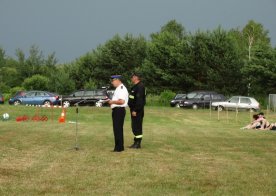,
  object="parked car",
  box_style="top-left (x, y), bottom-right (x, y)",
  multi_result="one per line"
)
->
top-left (179, 91), bottom-right (226, 109)
top-left (212, 96), bottom-right (260, 112)
top-left (0, 92), bottom-right (4, 104)
top-left (9, 91), bottom-right (59, 106)
top-left (170, 94), bottom-right (186, 107)
top-left (61, 89), bottom-right (109, 107)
